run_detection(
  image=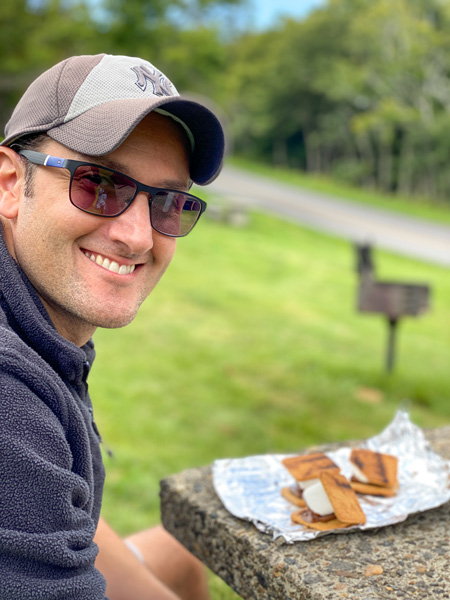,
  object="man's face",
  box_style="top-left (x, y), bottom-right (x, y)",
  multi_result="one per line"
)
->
top-left (7, 112), bottom-right (190, 345)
